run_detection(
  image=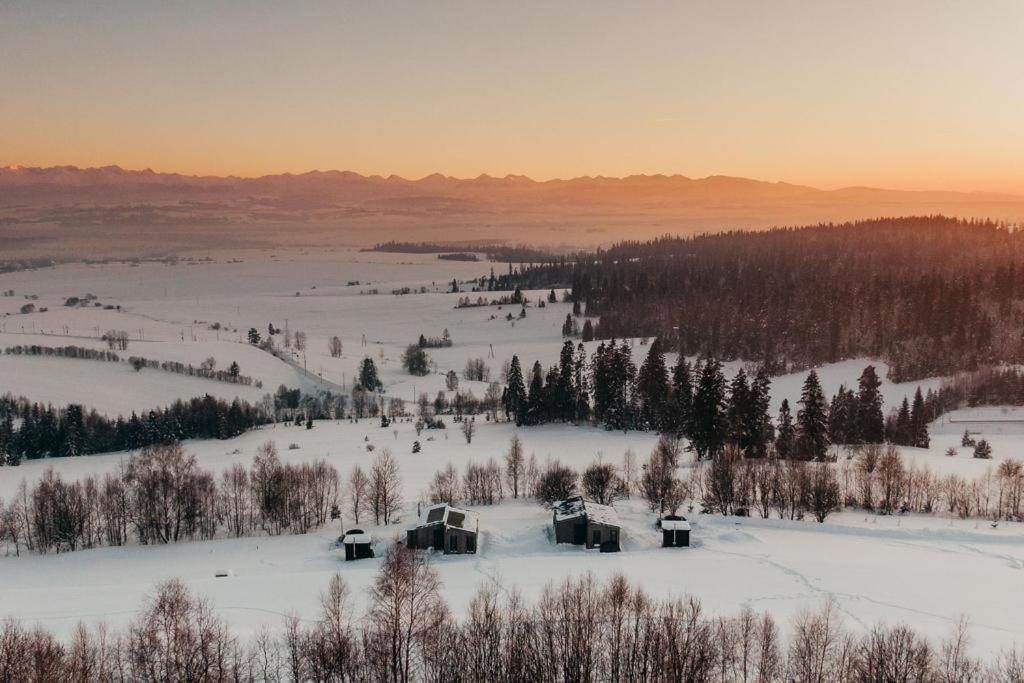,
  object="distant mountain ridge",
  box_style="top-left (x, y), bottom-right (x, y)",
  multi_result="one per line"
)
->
top-left (3, 164), bottom-right (1019, 205)
top-left (4, 164), bottom-right (1024, 259)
